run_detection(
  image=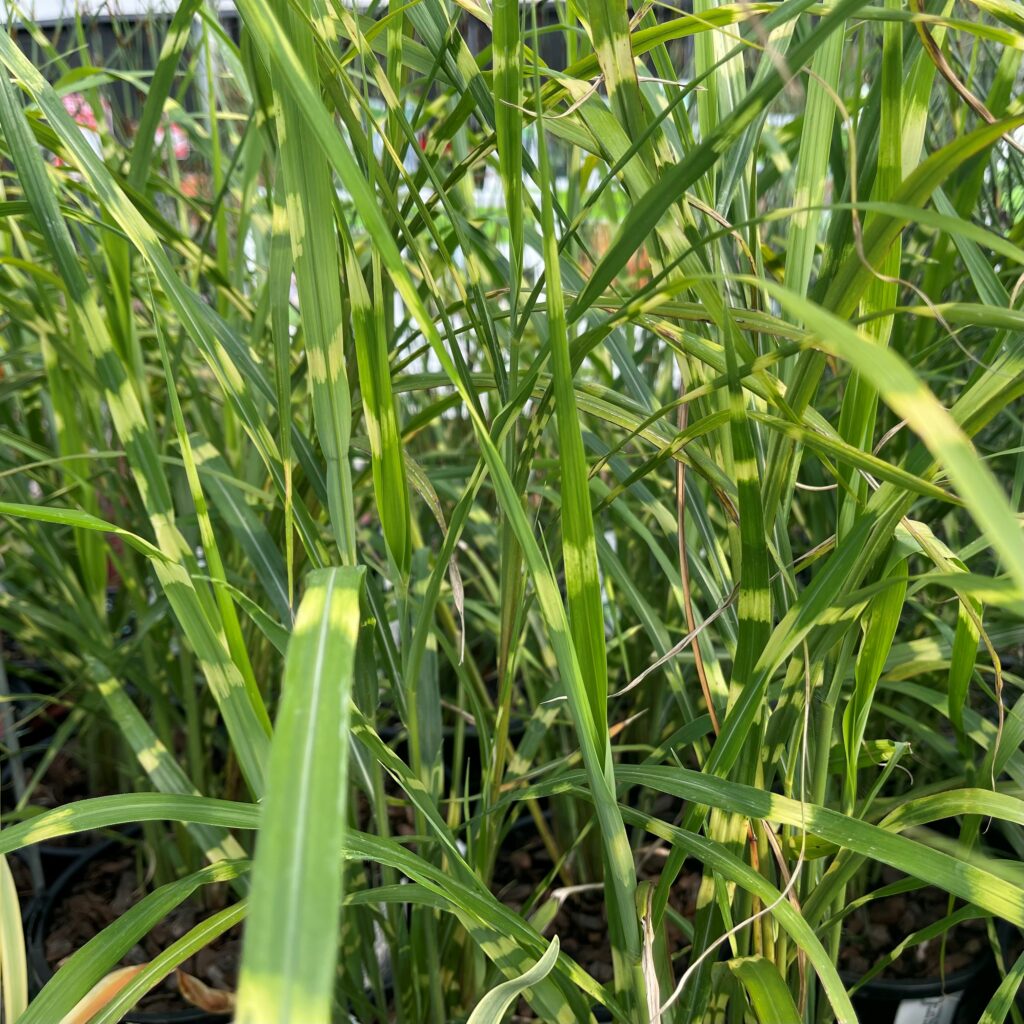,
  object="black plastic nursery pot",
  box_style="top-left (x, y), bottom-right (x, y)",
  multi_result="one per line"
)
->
top-left (3, 743), bottom-right (108, 895)
top-left (25, 839), bottom-right (231, 1023)
top-left (843, 941), bottom-right (1001, 1024)
top-left (10, 839), bottom-right (104, 902)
